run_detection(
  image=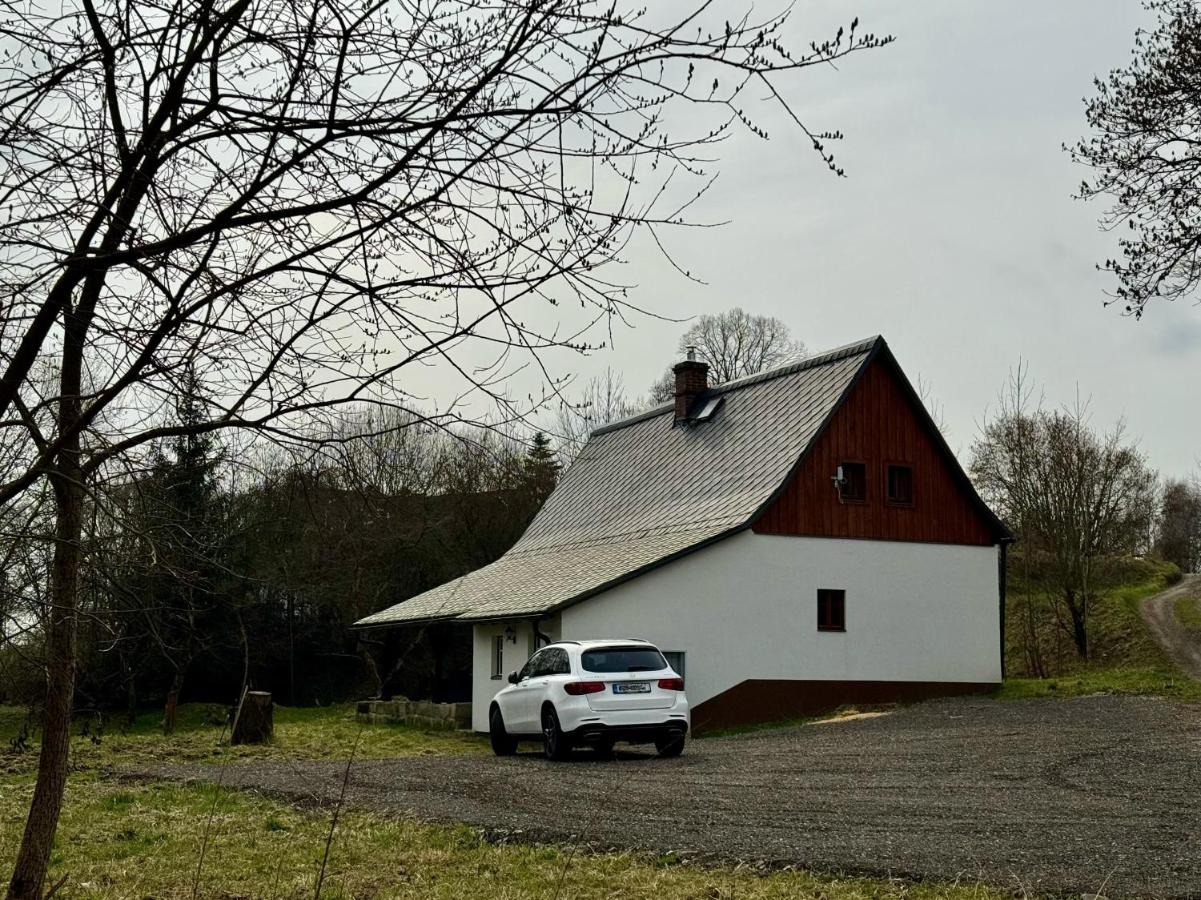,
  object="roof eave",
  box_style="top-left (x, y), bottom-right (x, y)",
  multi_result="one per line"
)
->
top-left (458, 525), bottom-right (749, 623)
top-left (350, 613), bottom-right (460, 630)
